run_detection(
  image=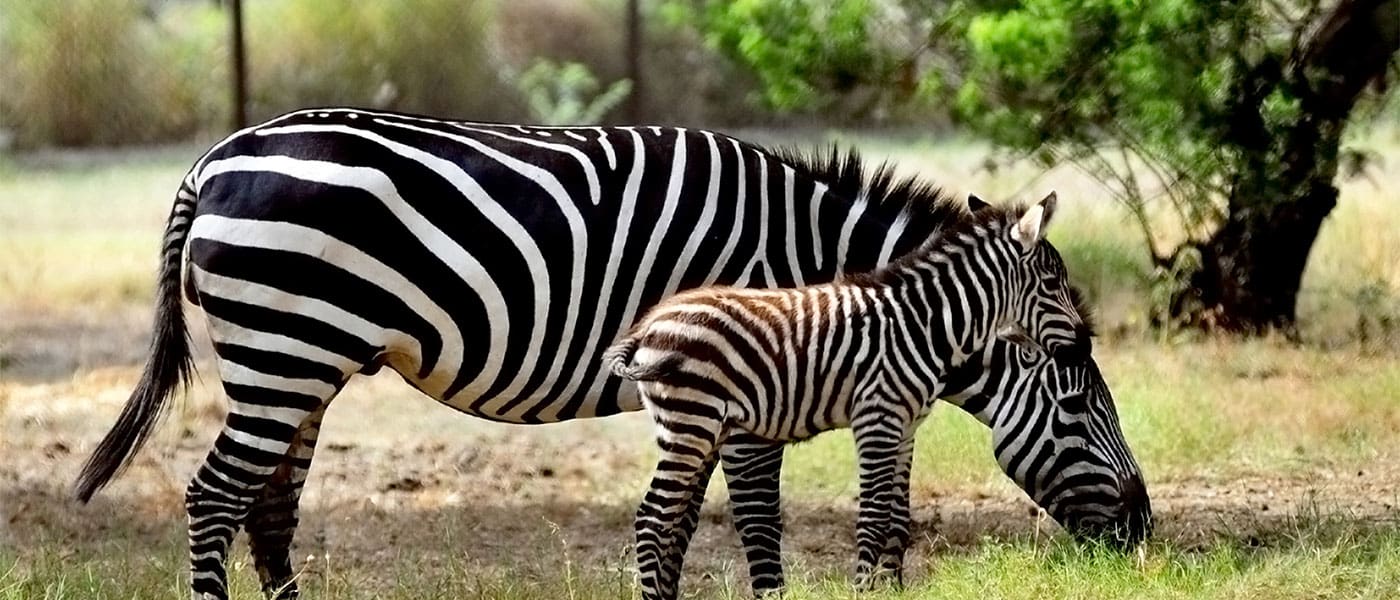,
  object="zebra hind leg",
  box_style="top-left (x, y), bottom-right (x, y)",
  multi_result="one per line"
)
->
top-left (186, 365), bottom-right (344, 600)
top-left (635, 388), bottom-right (725, 600)
top-left (718, 434), bottom-right (787, 596)
top-left (656, 447), bottom-right (720, 595)
top-left (245, 406), bottom-right (329, 599)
